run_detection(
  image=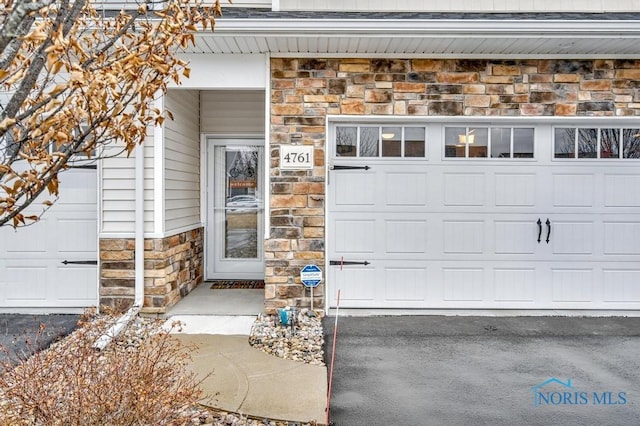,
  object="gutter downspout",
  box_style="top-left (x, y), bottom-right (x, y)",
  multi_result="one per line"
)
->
top-left (93, 145), bottom-right (145, 350)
